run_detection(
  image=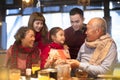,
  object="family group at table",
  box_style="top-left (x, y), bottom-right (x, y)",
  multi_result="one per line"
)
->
top-left (3, 7), bottom-right (118, 79)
